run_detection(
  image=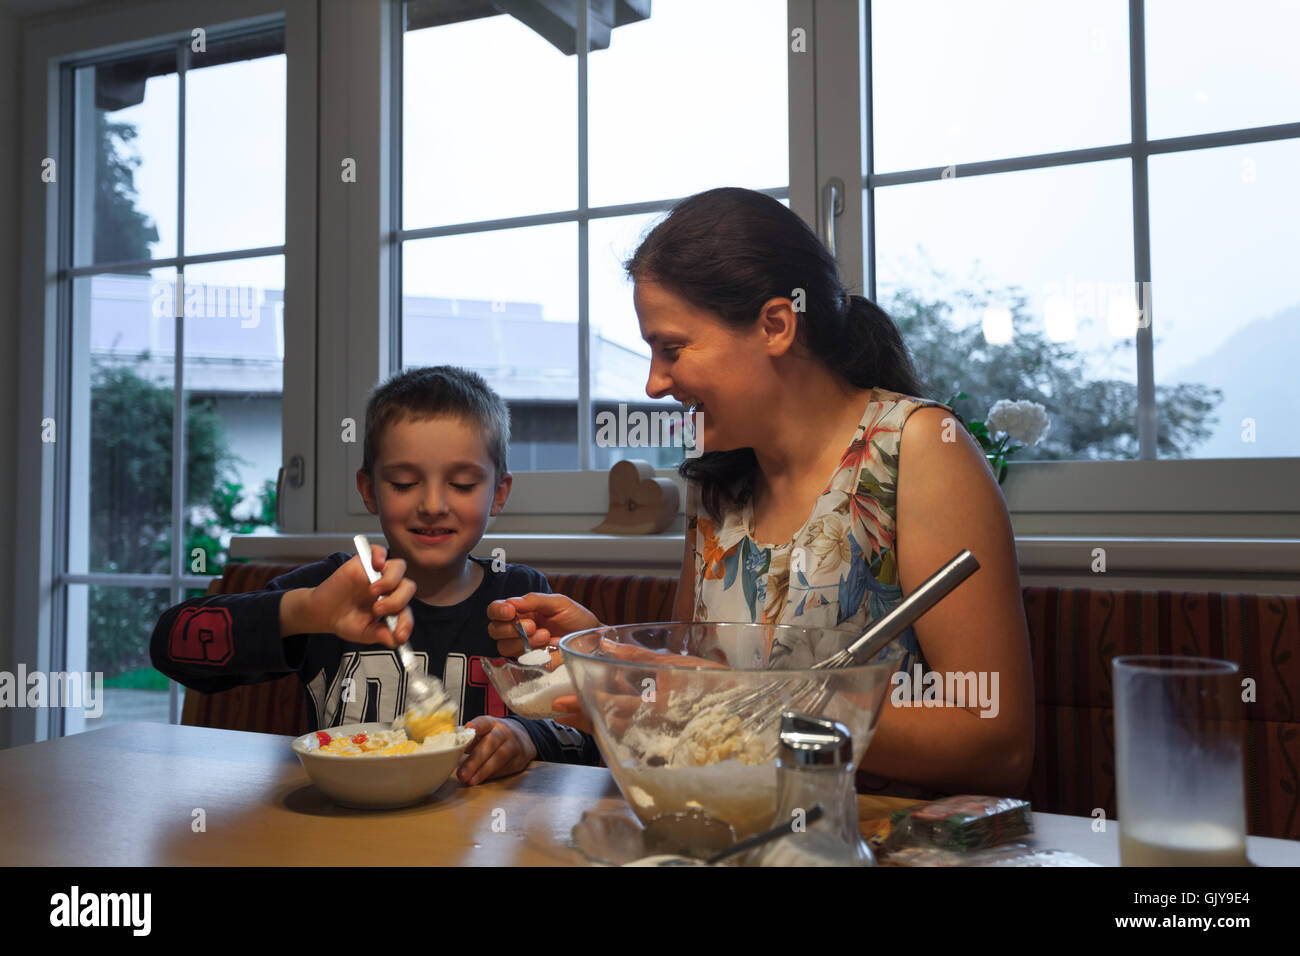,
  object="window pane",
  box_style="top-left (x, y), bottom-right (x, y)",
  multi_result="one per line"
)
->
top-left (1149, 139), bottom-right (1299, 459)
top-left (868, 0), bottom-right (1130, 173)
top-left (402, 225), bottom-right (579, 470)
top-left (871, 160), bottom-right (1139, 460)
top-left (68, 584), bottom-right (174, 733)
top-left (72, 57), bottom-right (177, 266)
top-left (403, 5), bottom-right (576, 227)
top-left (71, 268), bottom-right (177, 574)
top-left (588, 0), bottom-right (788, 206)
top-left (588, 212), bottom-right (690, 469)
top-left (1146, 0), bottom-right (1300, 140)
top-left (182, 256), bottom-right (285, 574)
top-left (184, 31), bottom-right (286, 255)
